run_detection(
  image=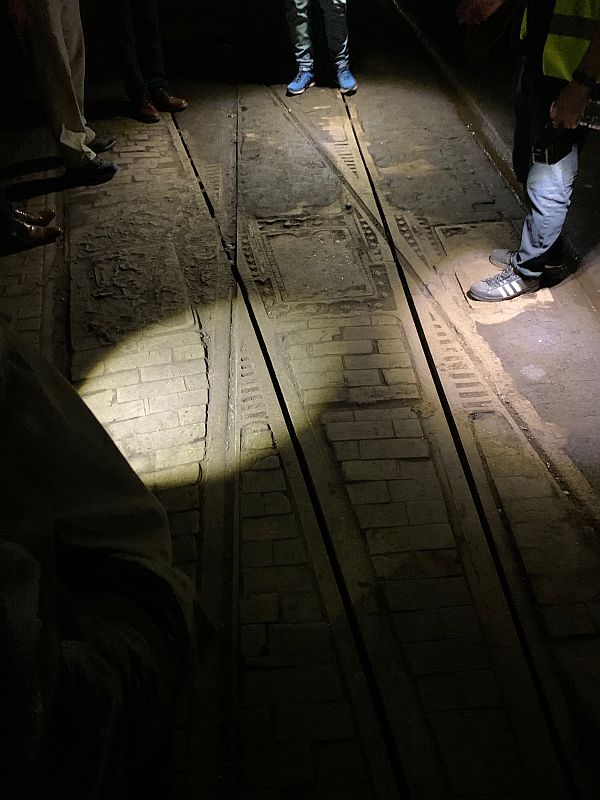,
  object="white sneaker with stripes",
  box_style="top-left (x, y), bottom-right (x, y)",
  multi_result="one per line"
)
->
top-left (469, 265), bottom-right (540, 302)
